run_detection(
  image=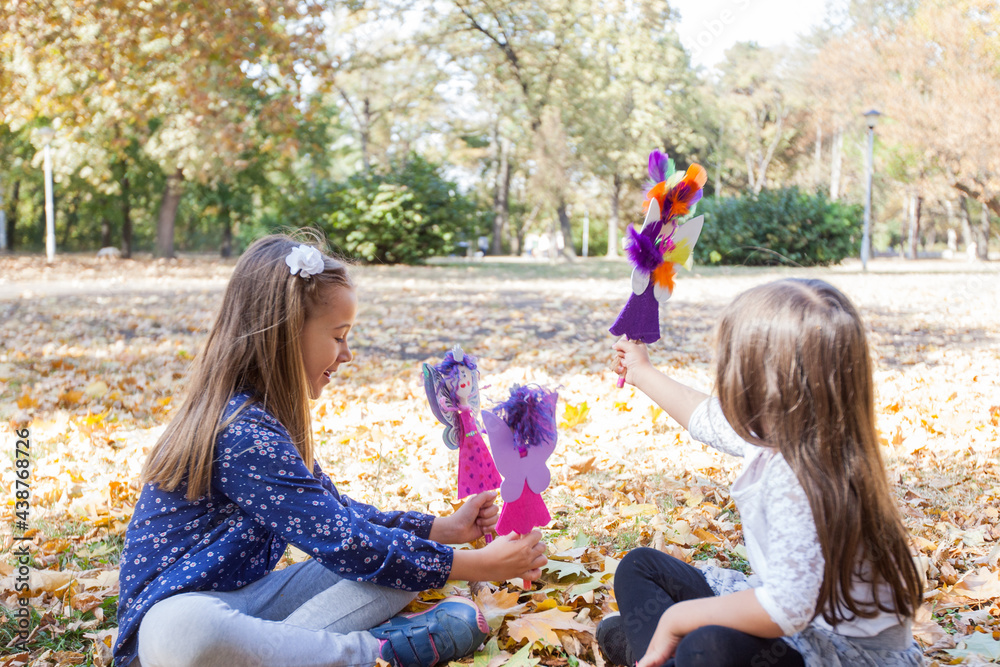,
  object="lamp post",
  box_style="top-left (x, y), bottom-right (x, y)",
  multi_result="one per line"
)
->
top-left (861, 109), bottom-right (881, 271)
top-left (38, 126), bottom-right (56, 262)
